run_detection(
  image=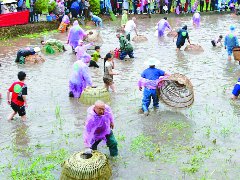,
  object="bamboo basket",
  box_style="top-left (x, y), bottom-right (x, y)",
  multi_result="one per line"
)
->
top-left (85, 30), bottom-right (103, 43)
top-left (233, 47), bottom-right (240, 61)
top-left (79, 87), bottom-right (110, 105)
top-left (60, 151), bottom-right (112, 180)
top-left (167, 31), bottom-right (177, 37)
top-left (158, 73), bottom-right (194, 108)
top-left (25, 54), bottom-right (45, 64)
top-left (132, 35), bottom-right (148, 42)
top-left (184, 44), bottom-right (204, 52)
